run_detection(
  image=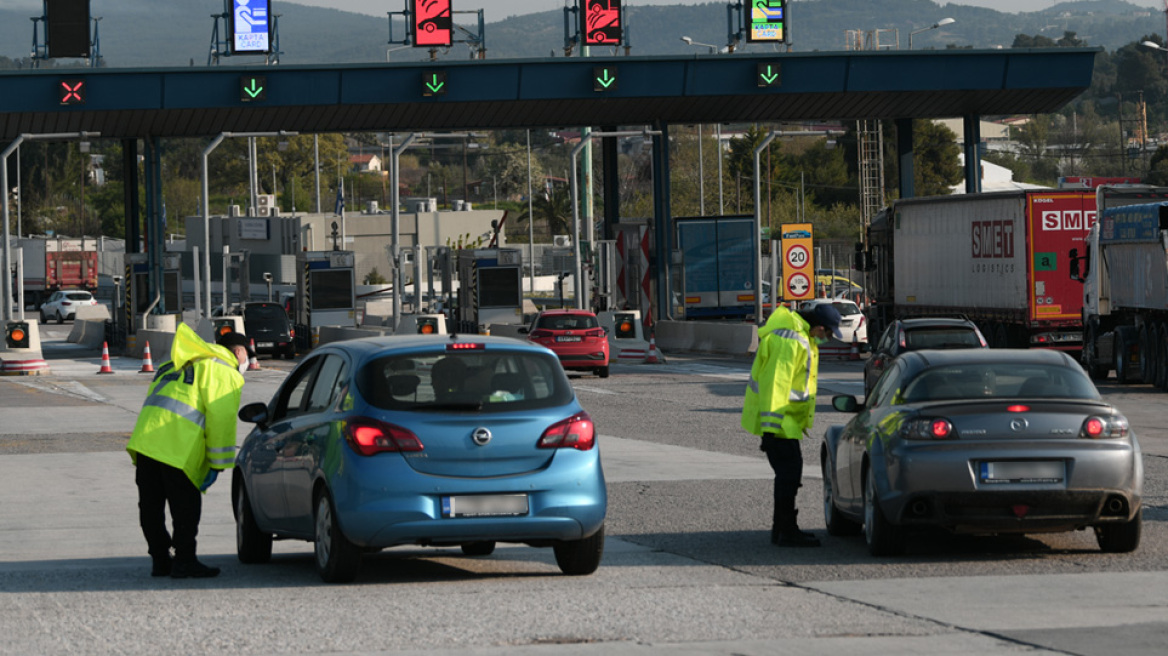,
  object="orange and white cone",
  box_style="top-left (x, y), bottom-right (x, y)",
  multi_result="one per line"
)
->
top-left (139, 341), bottom-right (155, 373)
top-left (646, 333), bottom-right (662, 364)
top-left (97, 342), bottom-right (115, 374)
top-left (247, 338), bottom-right (261, 371)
